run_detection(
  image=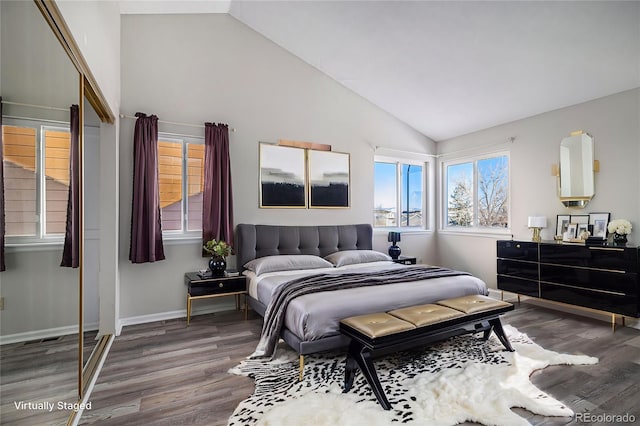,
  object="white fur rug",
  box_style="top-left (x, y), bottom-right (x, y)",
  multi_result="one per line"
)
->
top-left (228, 325), bottom-right (597, 426)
